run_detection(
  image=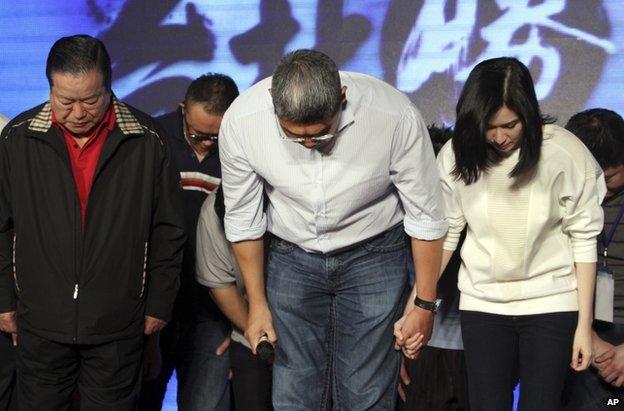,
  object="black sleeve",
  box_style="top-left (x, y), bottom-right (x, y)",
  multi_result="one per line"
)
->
top-left (144, 125), bottom-right (186, 322)
top-left (0, 129), bottom-right (15, 313)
